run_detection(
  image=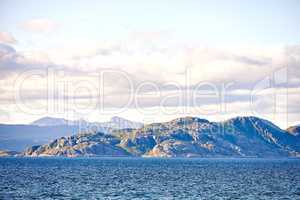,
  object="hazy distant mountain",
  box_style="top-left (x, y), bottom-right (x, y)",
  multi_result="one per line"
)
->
top-left (0, 124), bottom-right (80, 151)
top-left (31, 116), bottom-right (143, 129)
top-left (98, 116), bottom-right (144, 129)
top-left (0, 150), bottom-right (19, 157)
top-left (23, 116), bottom-right (300, 158)
top-left (31, 117), bottom-right (72, 126)
top-left (0, 117), bottom-right (143, 151)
